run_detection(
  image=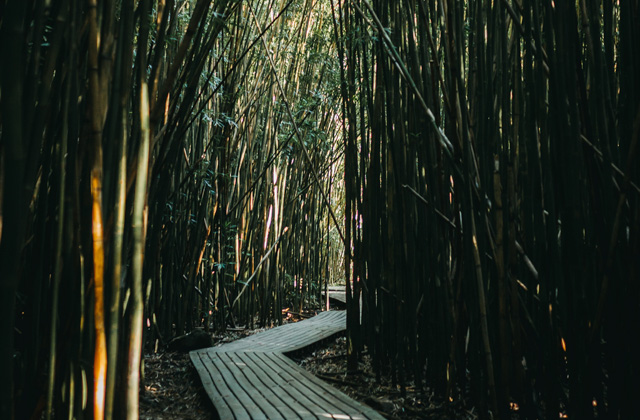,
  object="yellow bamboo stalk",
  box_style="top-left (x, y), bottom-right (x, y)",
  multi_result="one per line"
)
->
top-left (127, 78), bottom-right (151, 420)
top-left (87, 0), bottom-right (107, 417)
top-left (91, 174), bottom-right (107, 420)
